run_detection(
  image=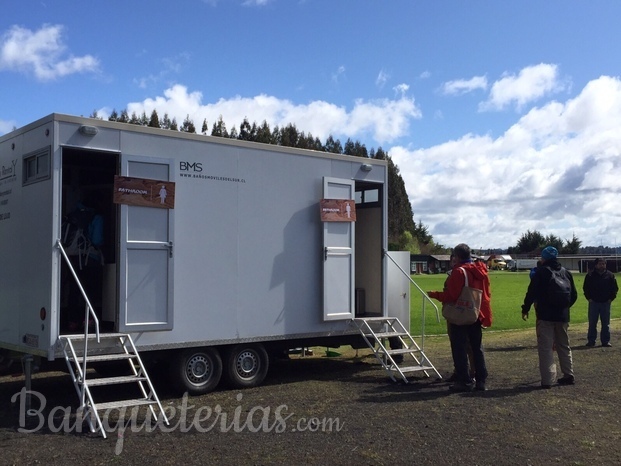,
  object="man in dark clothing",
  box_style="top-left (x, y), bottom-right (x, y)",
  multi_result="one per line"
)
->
top-left (583, 258), bottom-right (618, 347)
top-left (428, 243), bottom-right (492, 392)
top-left (521, 246), bottom-right (578, 388)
